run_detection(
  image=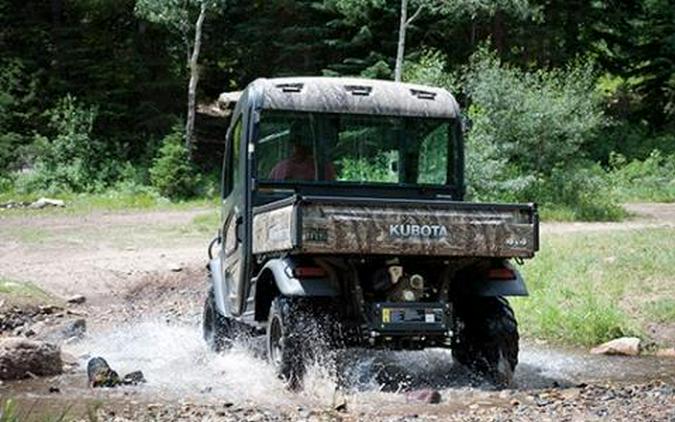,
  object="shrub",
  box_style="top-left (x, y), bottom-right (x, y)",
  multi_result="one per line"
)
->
top-left (149, 129), bottom-right (201, 199)
top-left (17, 95), bottom-right (106, 194)
top-left (531, 162), bottom-right (626, 221)
top-left (609, 150), bottom-right (675, 202)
